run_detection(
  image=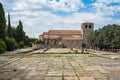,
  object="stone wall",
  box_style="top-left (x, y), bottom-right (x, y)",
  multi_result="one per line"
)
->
top-left (61, 40), bottom-right (82, 48)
